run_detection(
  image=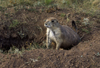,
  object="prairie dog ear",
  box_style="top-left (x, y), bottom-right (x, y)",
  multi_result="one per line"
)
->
top-left (55, 20), bottom-right (58, 23)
